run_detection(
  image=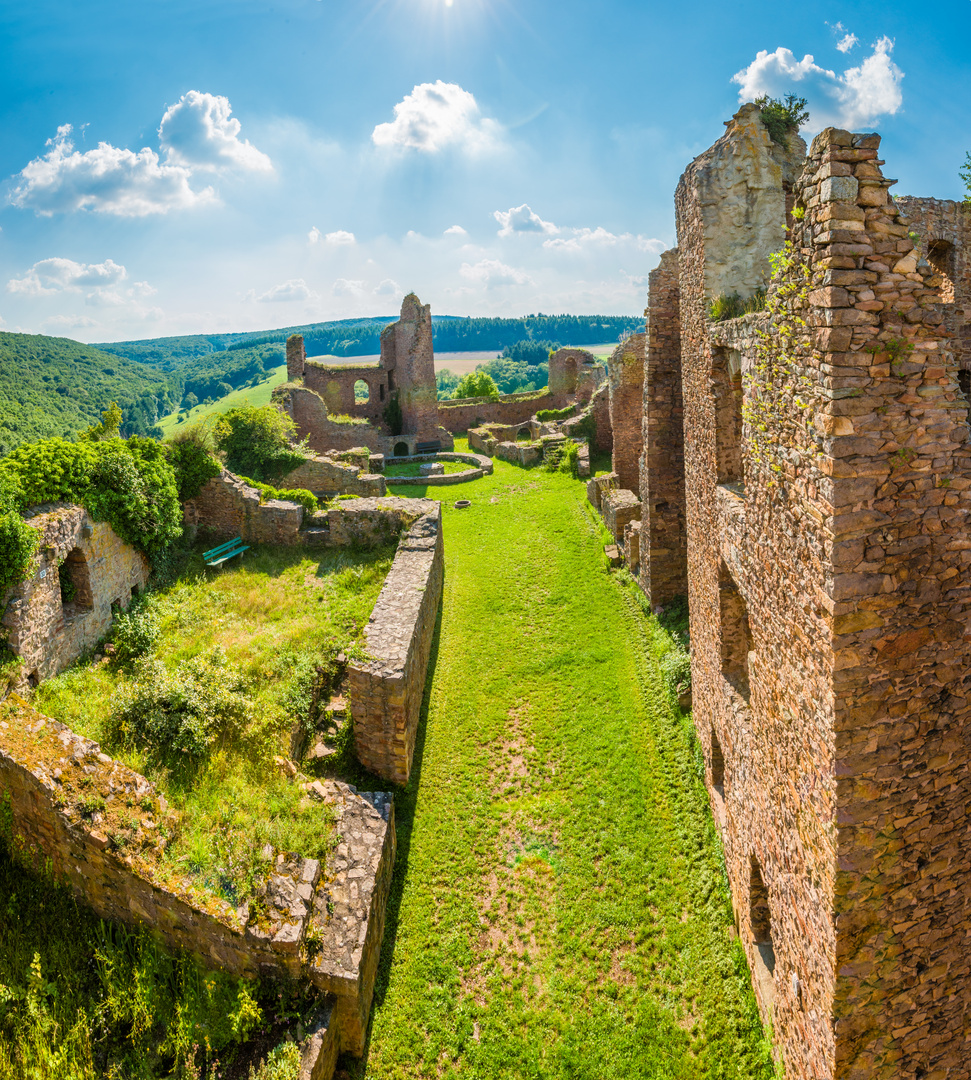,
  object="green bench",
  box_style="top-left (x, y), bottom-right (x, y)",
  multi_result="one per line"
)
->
top-left (203, 537), bottom-right (250, 568)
